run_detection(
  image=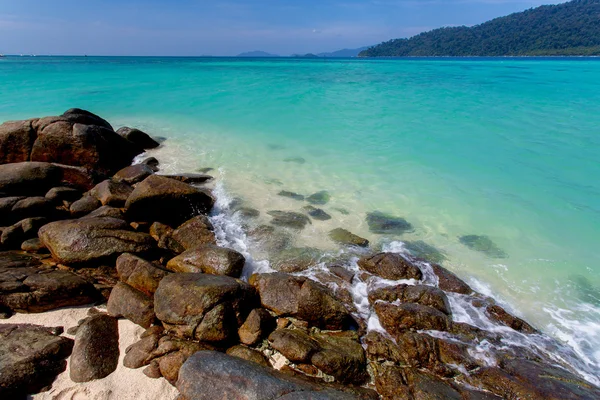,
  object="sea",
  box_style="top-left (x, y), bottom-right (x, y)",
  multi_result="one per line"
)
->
top-left (1, 56), bottom-right (599, 384)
